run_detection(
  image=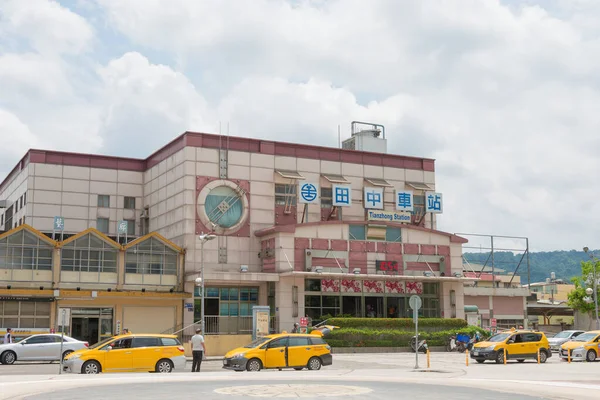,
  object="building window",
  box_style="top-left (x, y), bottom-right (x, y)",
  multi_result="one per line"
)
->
top-left (124, 196), bottom-right (136, 210)
top-left (349, 225), bottom-right (366, 241)
top-left (204, 186), bottom-right (244, 229)
top-left (305, 295), bottom-right (341, 320)
top-left (1, 213), bottom-right (3, 226)
top-left (275, 184), bottom-right (297, 206)
top-left (194, 286), bottom-right (259, 318)
top-left (125, 238), bottom-right (178, 275)
top-left (23, 192), bottom-right (26, 205)
top-left (320, 188), bottom-right (332, 208)
top-left (19, 196), bottom-right (23, 209)
top-left (125, 219), bottom-right (135, 236)
top-left (61, 234), bottom-right (118, 273)
top-left (96, 218), bottom-right (109, 233)
top-left (0, 301), bottom-right (51, 329)
top-left (385, 227), bottom-right (401, 242)
top-left (97, 195), bottom-right (110, 208)
top-left (0, 230), bottom-right (53, 270)
top-left (413, 194), bottom-right (425, 216)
